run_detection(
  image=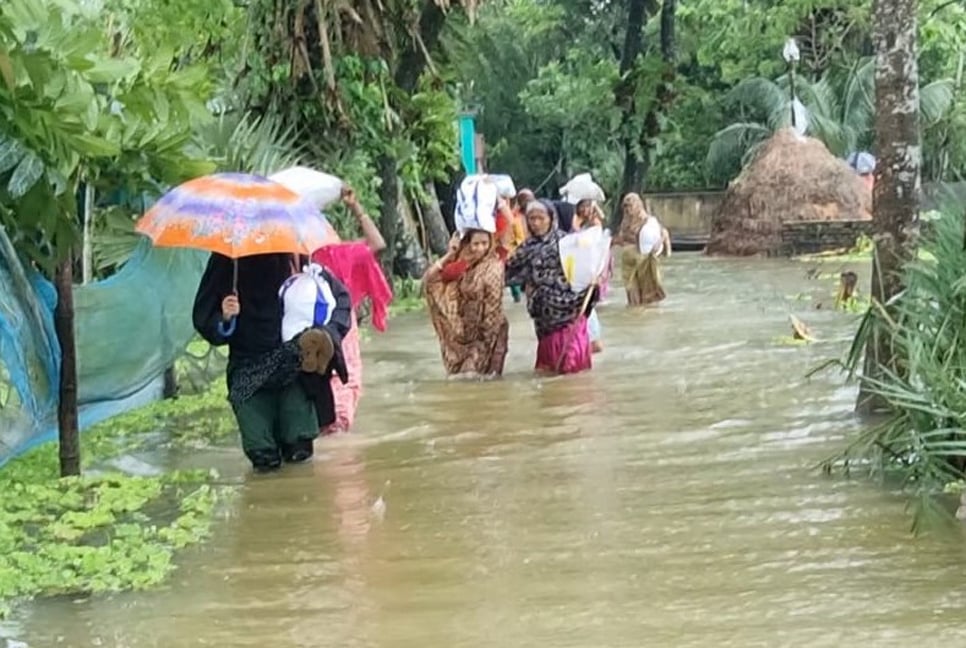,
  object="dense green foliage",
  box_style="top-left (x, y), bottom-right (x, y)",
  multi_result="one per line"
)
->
top-left (452, 0), bottom-right (966, 194)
